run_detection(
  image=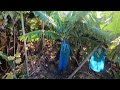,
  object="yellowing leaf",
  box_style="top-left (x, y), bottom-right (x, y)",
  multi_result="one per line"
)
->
top-left (5, 72), bottom-right (14, 79)
top-left (109, 37), bottom-right (120, 50)
top-left (109, 44), bottom-right (117, 50)
top-left (8, 56), bottom-right (15, 61)
top-left (35, 38), bottom-right (39, 41)
top-left (14, 53), bottom-right (21, 58)
top-left (26, 47), bottom-right (28, 50)
top-left (15, 58), bottom-right (22, 64)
